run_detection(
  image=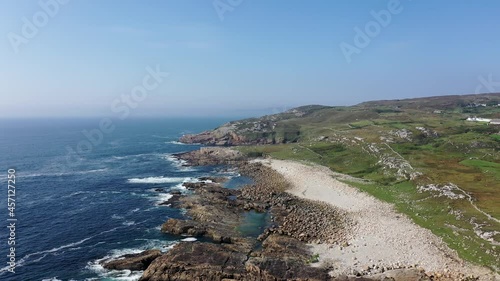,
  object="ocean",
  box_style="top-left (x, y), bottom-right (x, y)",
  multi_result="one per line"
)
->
top-left (0, 118), bottom-right (246, 281)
